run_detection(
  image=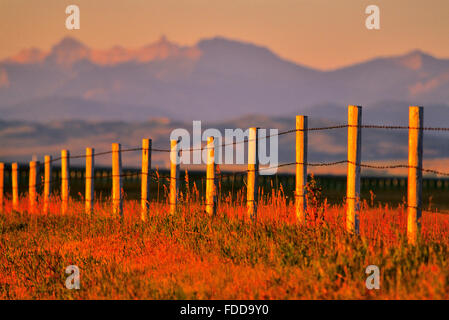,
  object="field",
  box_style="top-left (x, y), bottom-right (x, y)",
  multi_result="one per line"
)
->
top-left (1, 177), bottom-right (449, 300)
